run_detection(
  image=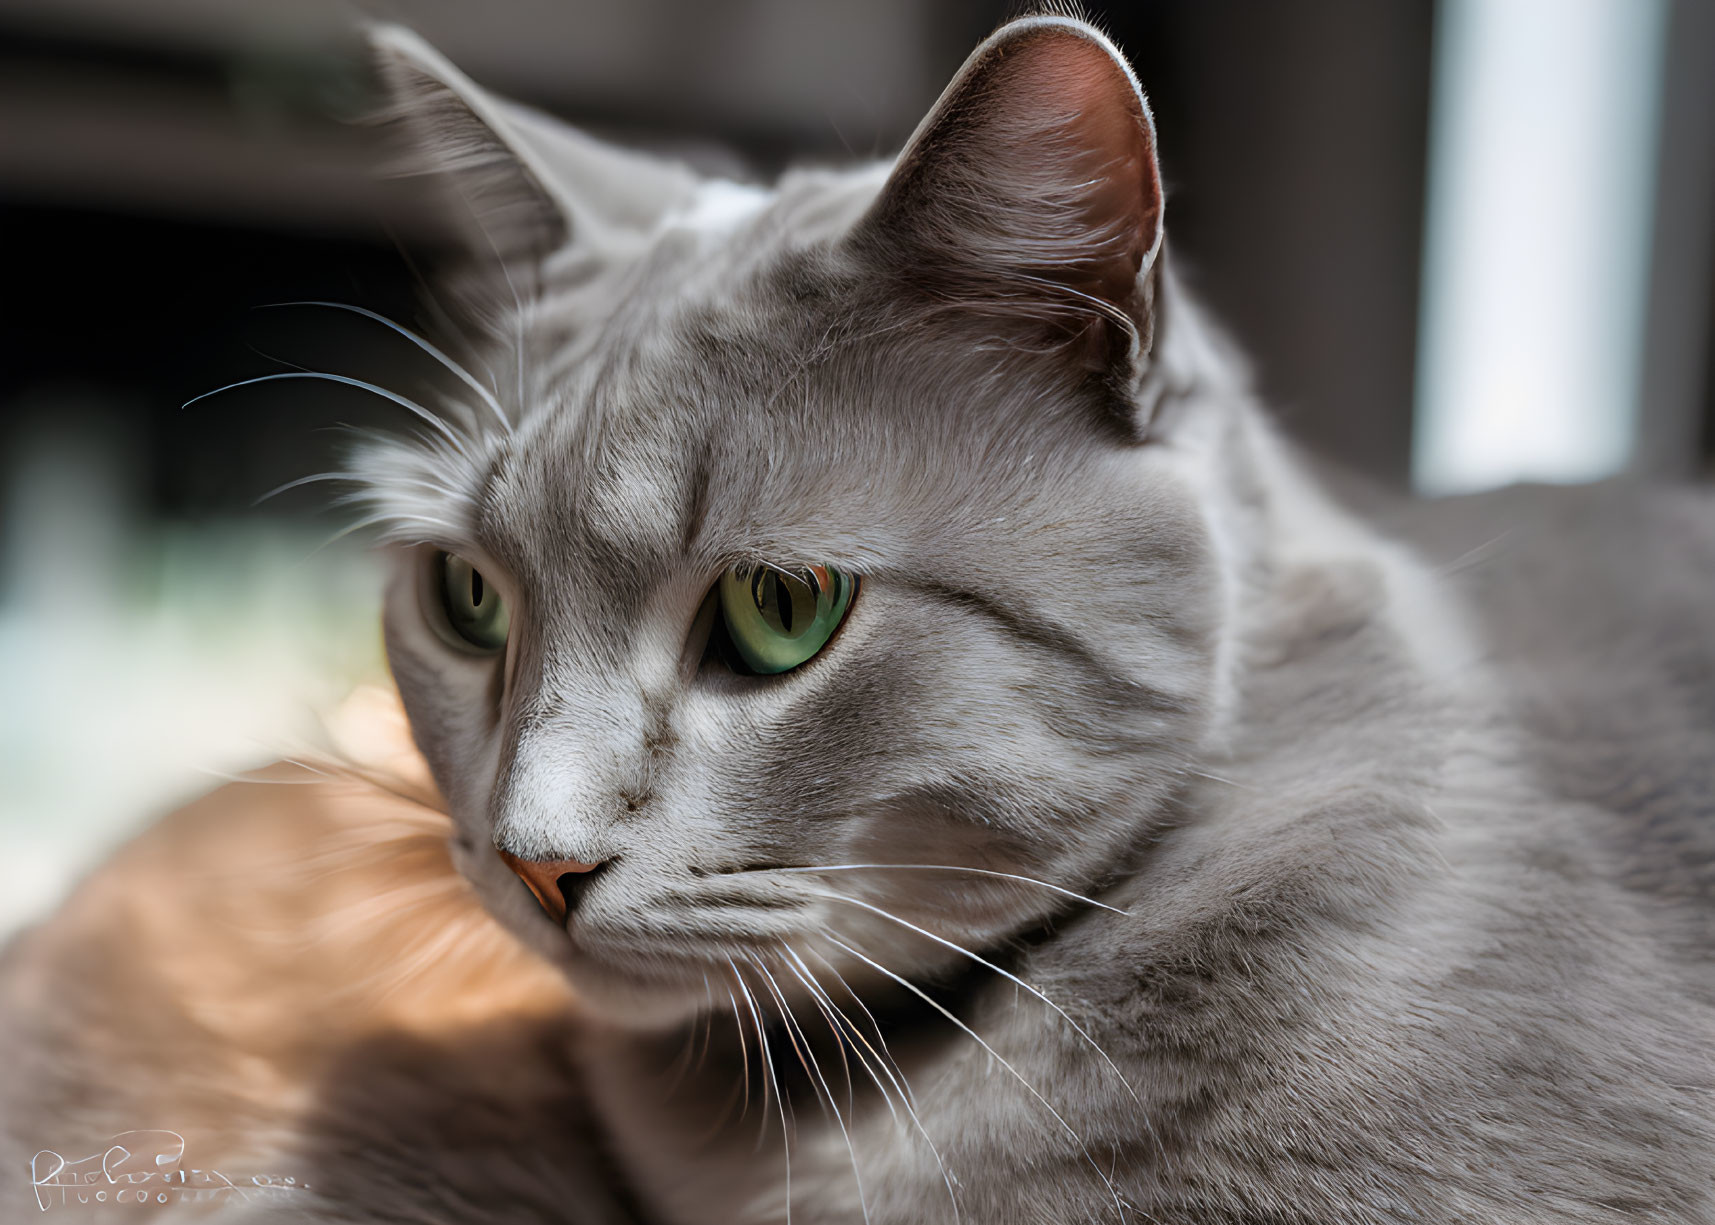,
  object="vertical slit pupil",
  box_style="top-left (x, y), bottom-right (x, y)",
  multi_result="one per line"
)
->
top-left (471, 569), bottom-right (485, 608)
